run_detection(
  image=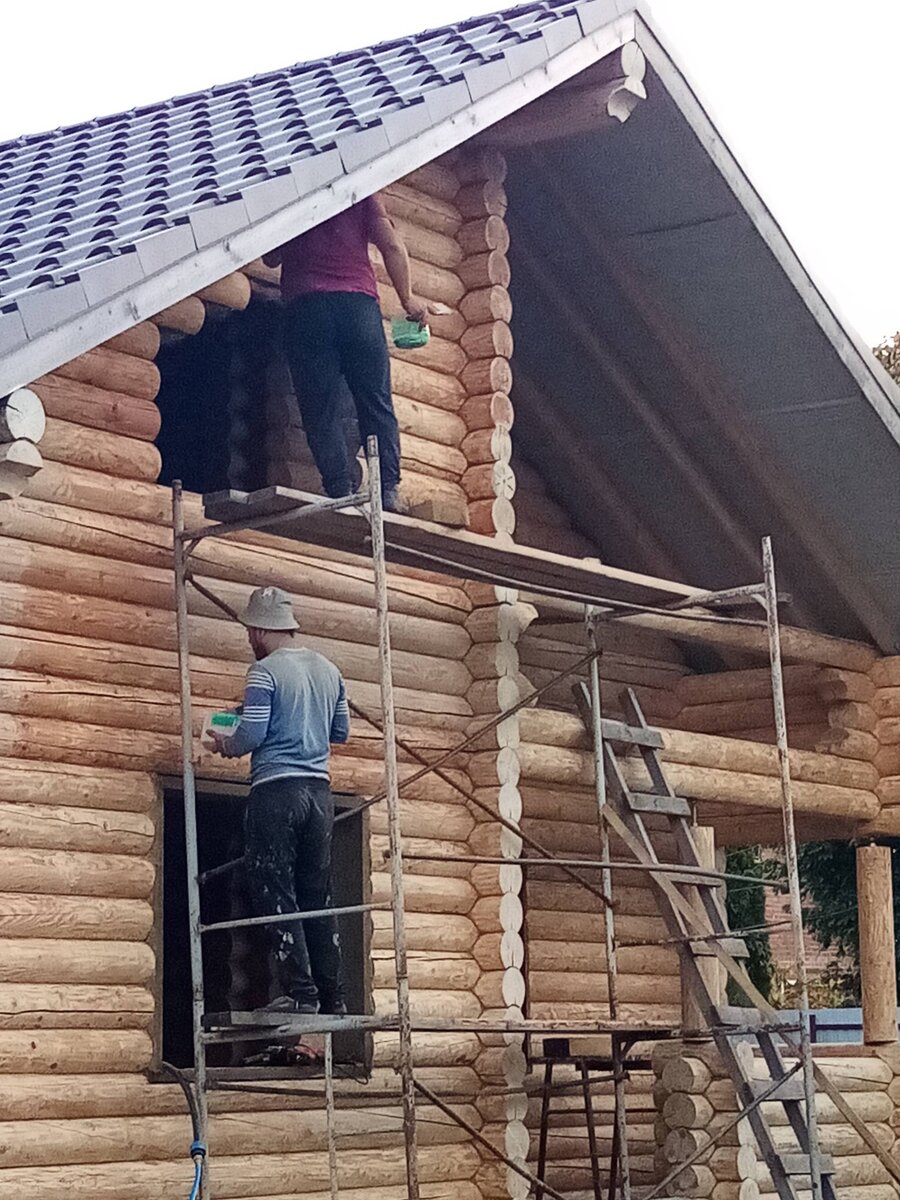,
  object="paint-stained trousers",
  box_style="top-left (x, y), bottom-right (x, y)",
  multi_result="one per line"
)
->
top-left (244, 776), bottom-right (345, 1011)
